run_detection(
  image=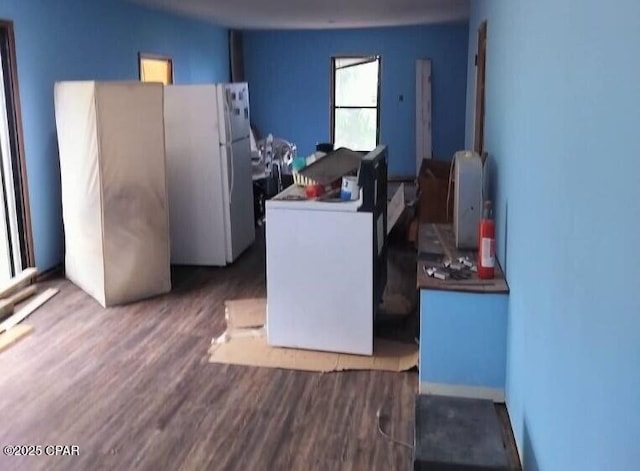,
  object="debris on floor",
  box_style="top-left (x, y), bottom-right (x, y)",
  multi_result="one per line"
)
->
top-left (0, 268), bottom-right (59, 353)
